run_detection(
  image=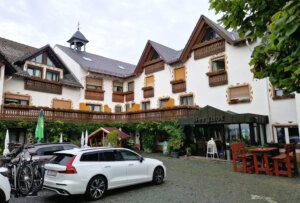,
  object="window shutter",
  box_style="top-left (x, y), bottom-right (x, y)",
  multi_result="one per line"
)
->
top-left (230, 85), bottom-right (250, 100)
top-left (86, 77), bottom-right (103, 86)
top-left (174, 67), bottom-right (186, 80)
top-left (113, 81), bottom-right (123, 87)
top-left (53, 99), bottom-right (71, 109)
top-left (145, 76), bottom-right (154, 87)
top-left (4, 93), bottom-right (30, 101)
